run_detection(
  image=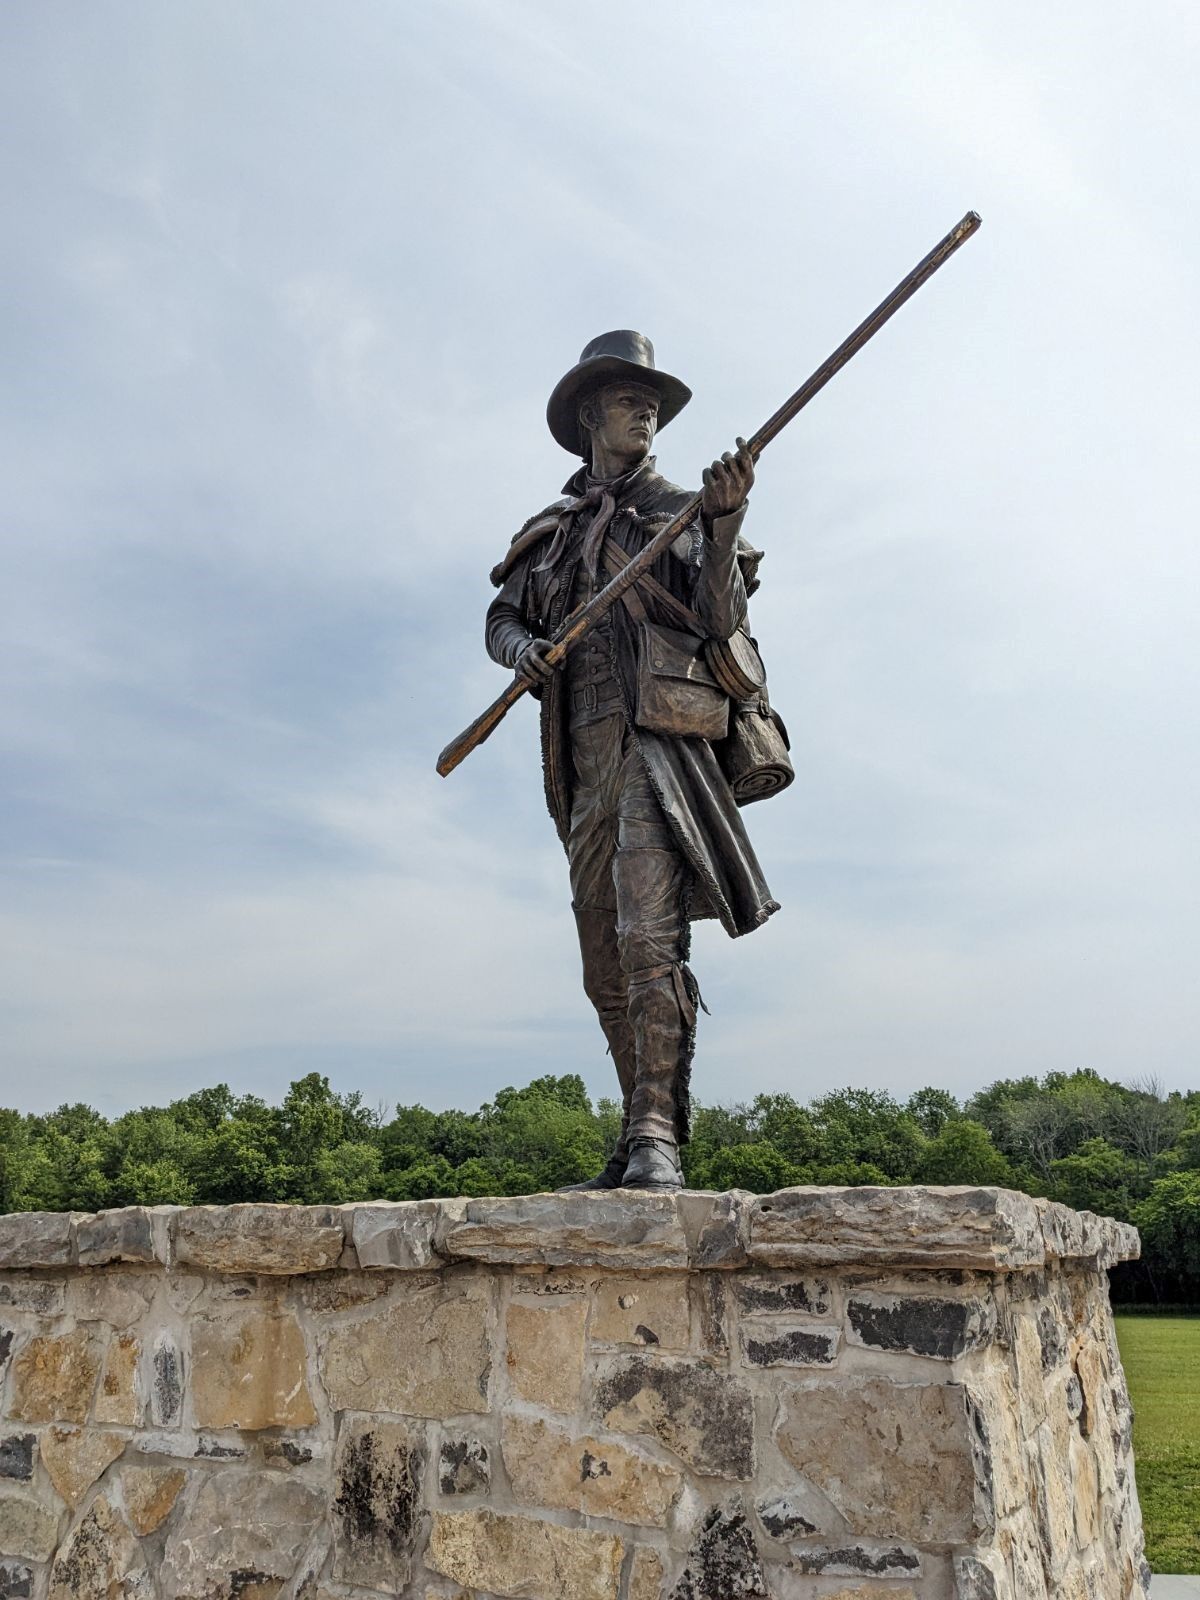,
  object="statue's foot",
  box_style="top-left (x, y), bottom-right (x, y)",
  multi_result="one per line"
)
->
top-left (621, 1137), bottom-right (682, 1191)
top-left (558, 1152), bottom-right (627, 1192)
